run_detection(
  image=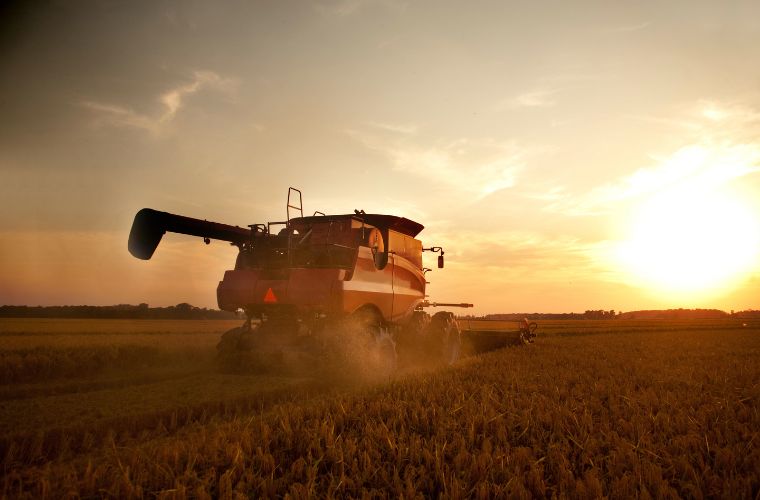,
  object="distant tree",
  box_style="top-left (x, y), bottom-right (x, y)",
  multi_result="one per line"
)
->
top-left (0, 303), bottom-right (237, 319)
